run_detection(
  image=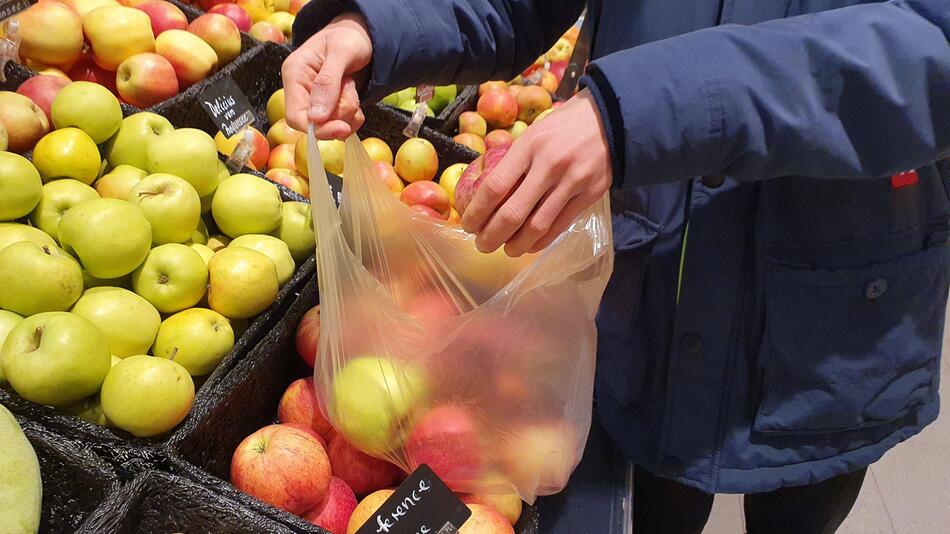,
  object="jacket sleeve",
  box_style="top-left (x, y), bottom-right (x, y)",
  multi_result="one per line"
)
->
top-left (581, 0), bottom-right (950, 190)
top-left (292, 0), bottom-right (585, 101)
